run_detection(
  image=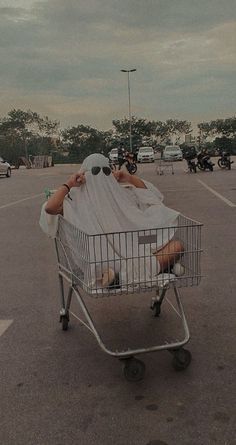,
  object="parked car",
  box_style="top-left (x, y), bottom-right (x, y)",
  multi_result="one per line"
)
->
top-left (0, 157), bottom-right (11, 177)
top-left (137, 147), bottom-right (155, 163)
top-left (163, 145), bottom-right (183, 161)
top-left (109, 148), bottom-right (118, 163)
